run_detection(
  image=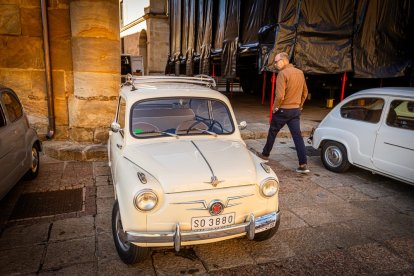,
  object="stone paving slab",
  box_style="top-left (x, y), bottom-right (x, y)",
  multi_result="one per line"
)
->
top-left (152, 250), bottom-right (207, 275)
top-left (43, 236), bottom-right (95, 270)
top-left (49, 216), bottom-right (95, 242)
